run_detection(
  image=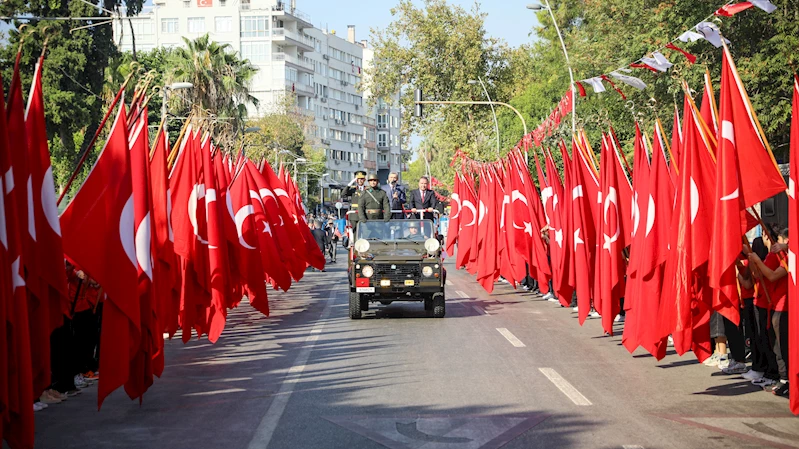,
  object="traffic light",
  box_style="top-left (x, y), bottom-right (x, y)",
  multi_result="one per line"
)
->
top-left (414, 88), bottom-right (423, 118)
